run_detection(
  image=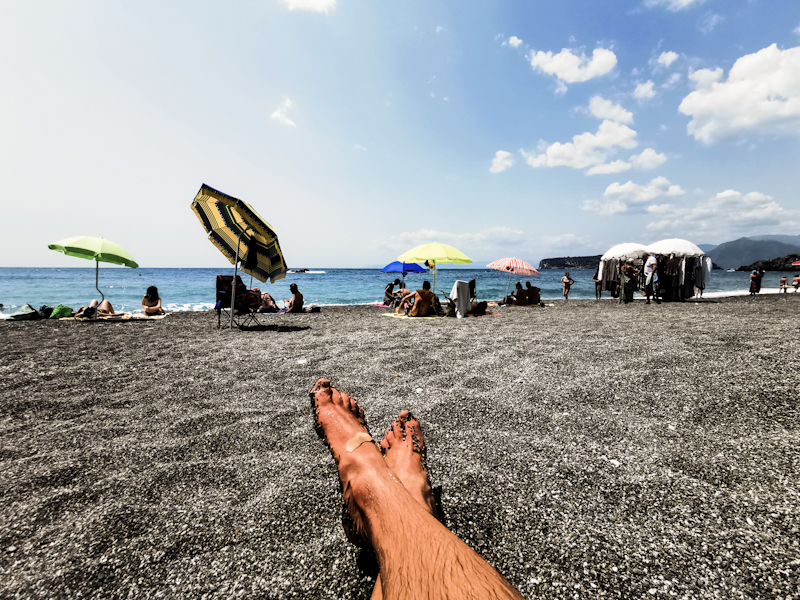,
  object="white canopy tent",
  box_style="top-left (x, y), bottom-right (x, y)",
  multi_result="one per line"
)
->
top-left (645, 238), bottom-right (712, 300)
